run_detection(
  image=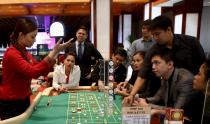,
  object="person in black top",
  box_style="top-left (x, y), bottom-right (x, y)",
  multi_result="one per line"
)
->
top-left (193, 58), bottom-right (210, 124)
top-left (116, 51), bottom-right (160, 98)
top-left (96, 48), bottom-right (127, 89)
top-left (119, 51), bottom-right (146, 86)
top-left (116, 51), bottom-right (145, 96)
top-left (123, 15), bottom-right (205, 106)
top-left (111, 48), bottom-right (127, 84)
